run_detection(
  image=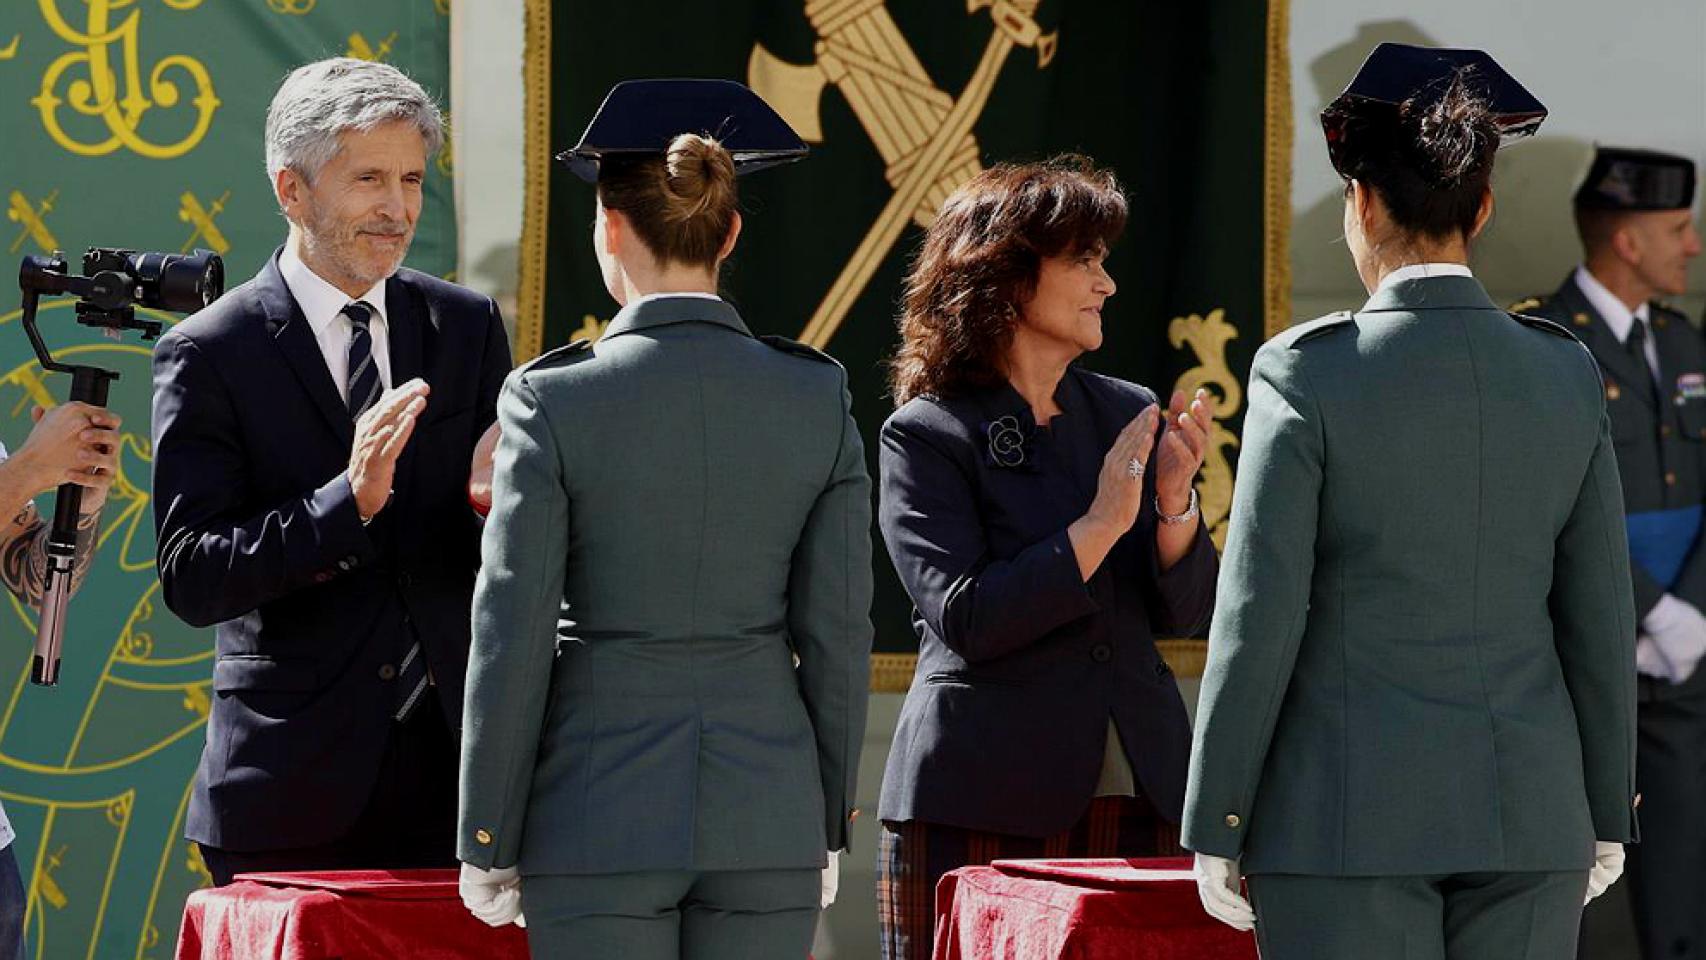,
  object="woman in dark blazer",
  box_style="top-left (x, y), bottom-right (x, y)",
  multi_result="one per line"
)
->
top-left (874, 157), bottom-right (1219, 960)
